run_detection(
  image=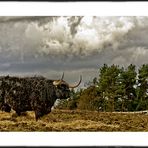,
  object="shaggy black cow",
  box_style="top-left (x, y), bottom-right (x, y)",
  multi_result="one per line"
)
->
top-left (0, 74), bottom-right (82, 121)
